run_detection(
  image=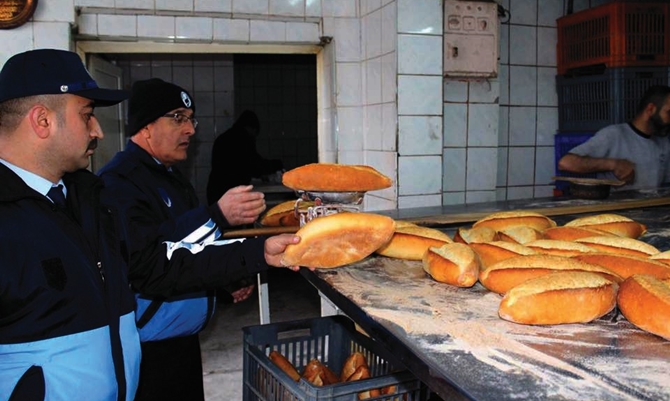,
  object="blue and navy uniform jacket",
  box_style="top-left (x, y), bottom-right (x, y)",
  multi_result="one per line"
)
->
top-left (0, 165), bottom-right (141, 401)
top-left (98, 141), bottom-right (269, 342)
